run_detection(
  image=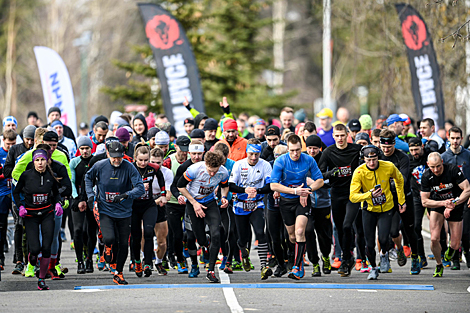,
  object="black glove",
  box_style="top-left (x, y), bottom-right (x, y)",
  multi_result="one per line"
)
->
top-left (87, 197), bottom-right (94, 209)
top-left (329, 167), bottom-right (340, 178)
top-left (221, 105), bottom-right (230, 114)
top-left (112, 193), bottom-right (128, 203)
